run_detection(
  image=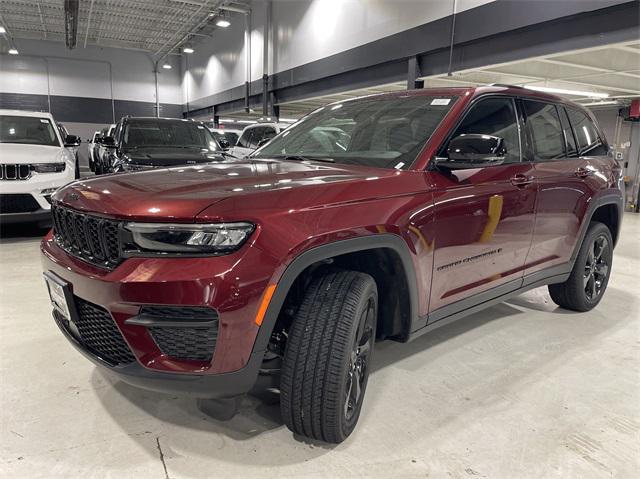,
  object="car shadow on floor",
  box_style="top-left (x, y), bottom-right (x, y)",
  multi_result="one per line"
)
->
top-left (93, 294), bottom-right (568, 449)
top-left (92, 284), bottom-right (633, 467)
